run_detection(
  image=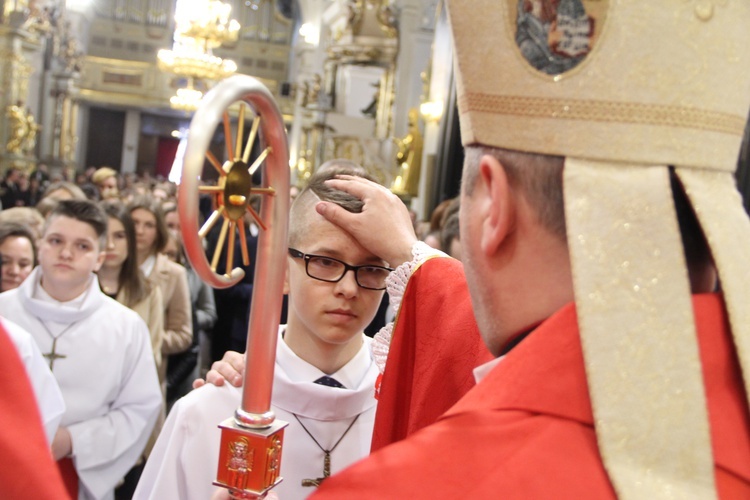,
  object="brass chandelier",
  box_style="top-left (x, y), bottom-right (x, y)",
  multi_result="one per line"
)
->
top-left (158, 0), bottom-right (241, 110)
